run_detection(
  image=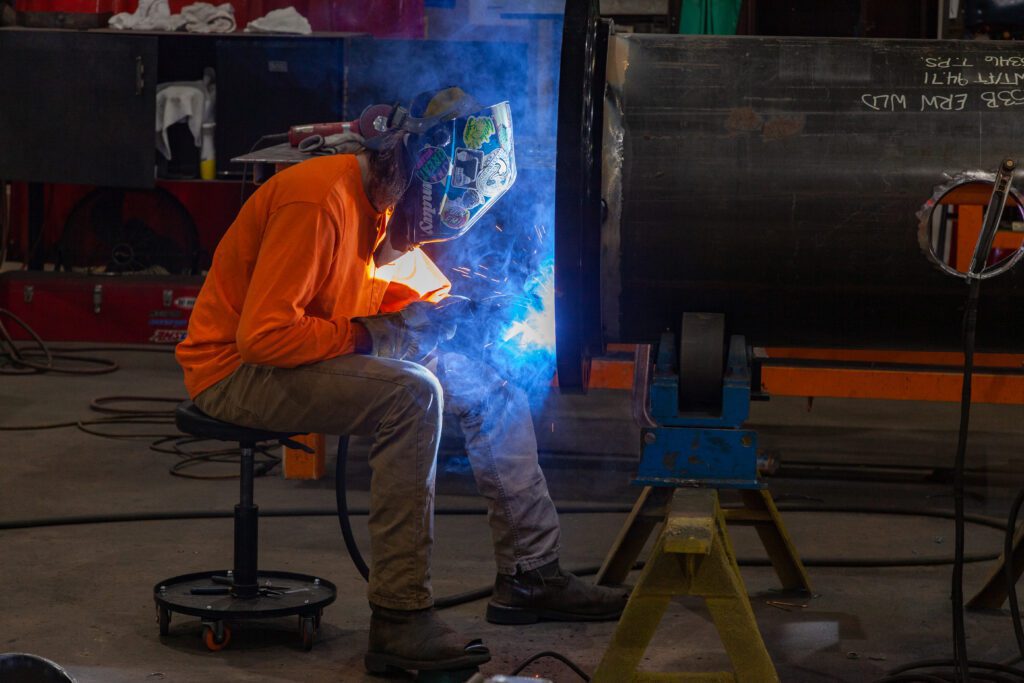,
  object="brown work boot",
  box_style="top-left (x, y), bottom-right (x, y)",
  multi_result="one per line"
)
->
top-left (486, 560), bottom-right (629, 625)
top-left (365, 604), bottom-right (491, 674)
